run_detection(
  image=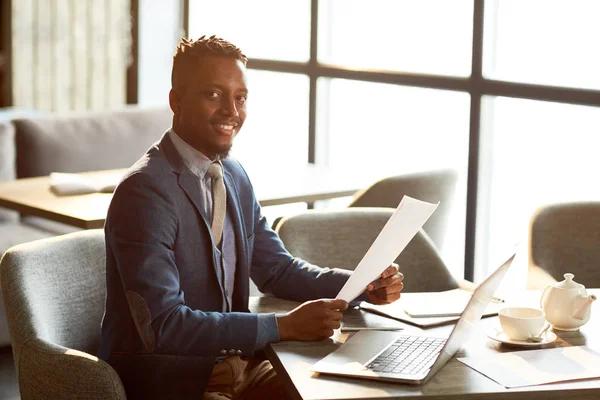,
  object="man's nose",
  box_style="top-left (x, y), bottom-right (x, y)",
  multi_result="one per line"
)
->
top-left (220, 98), bottom-right (239, 117)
